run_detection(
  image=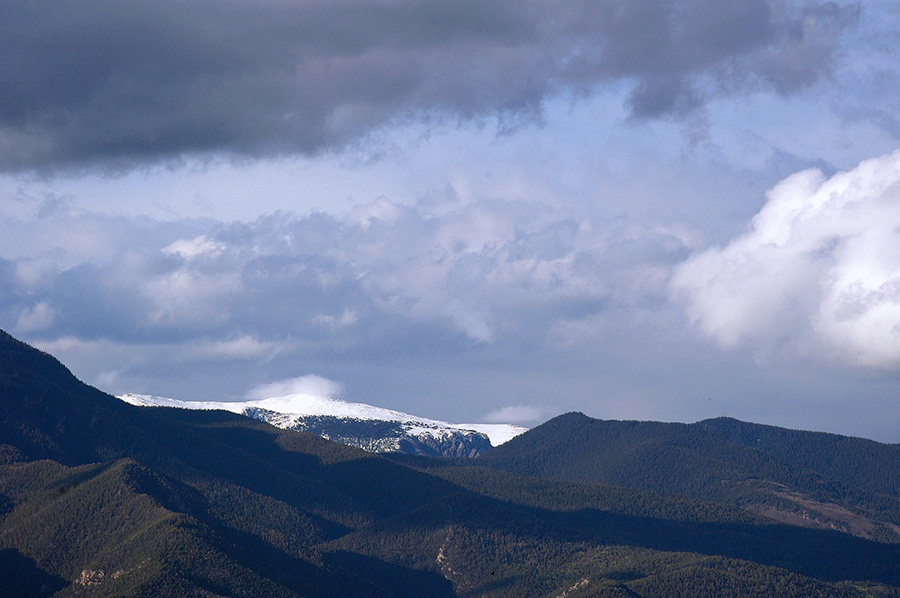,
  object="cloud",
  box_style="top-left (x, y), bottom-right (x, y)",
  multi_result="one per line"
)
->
top-left (481, 404), bottom-right (546, 424)
top-left (188, 336), bottom-right (282, 361)
top-left (0, 190), bottom-right (688, 360)
top-left (671, 149), bottom-right (900, 368)
top-left (312, 310), bottom-right (359, 328)
top-left (246, 375), bottom-right (345, 401)
top-left (15, 301), bottom-right (54, 333)
top-left (95, 367), bottom-right (126, 390)
top-left (0, 0), bottom-right (854, 171)
top-left (162, 236), bottom-right (225, 260)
